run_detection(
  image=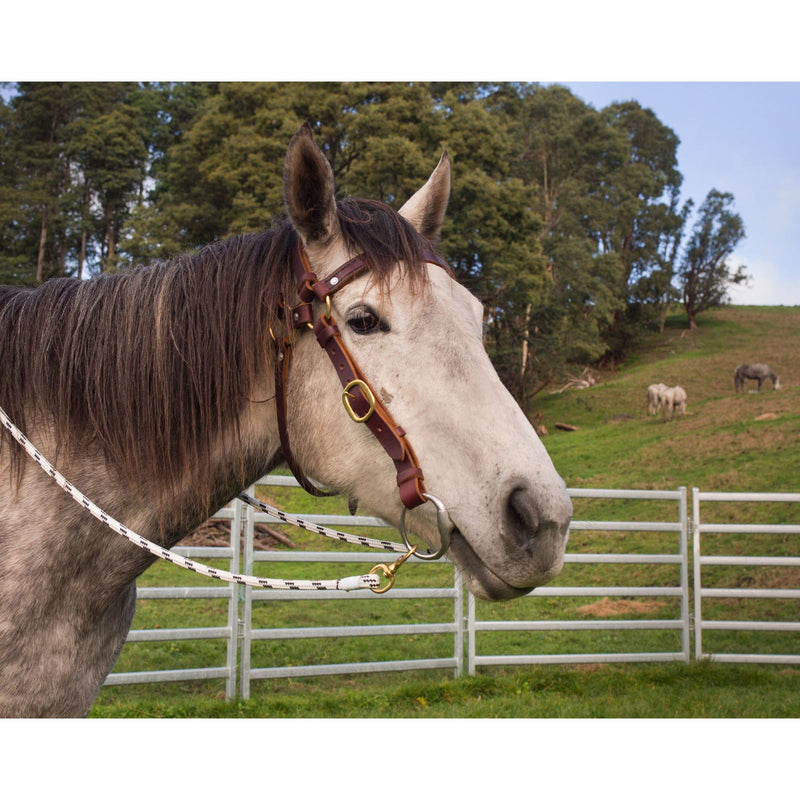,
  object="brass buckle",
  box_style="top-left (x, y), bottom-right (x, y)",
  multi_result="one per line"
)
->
top-left (342, 379), bottom-right (376, 423)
